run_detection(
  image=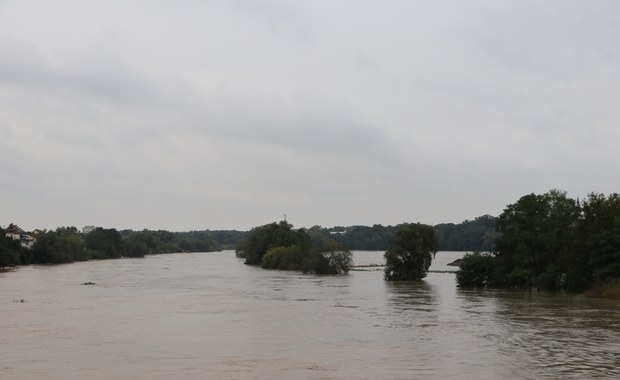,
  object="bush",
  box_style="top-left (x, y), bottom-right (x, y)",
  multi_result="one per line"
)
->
top-left (456, 252), bottom-right (495, 287)
top-left (261, 245), bottom-right (305, 270)
top-left (123, 236), bottom-right (149, 257)
top-left (303, 248), bottom-right (353, 275)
